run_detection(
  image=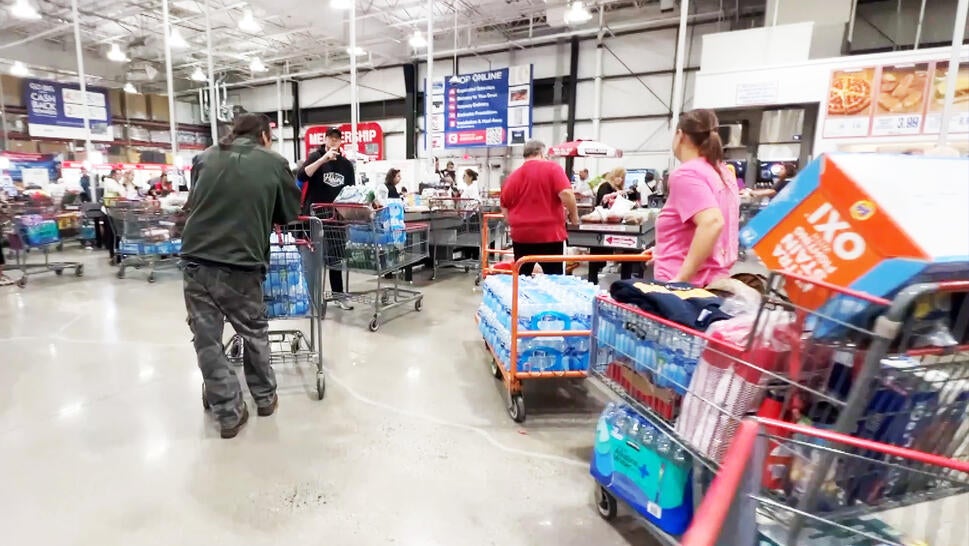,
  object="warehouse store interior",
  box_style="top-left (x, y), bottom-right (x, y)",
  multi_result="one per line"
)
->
top-left (2, 0), bottom-right (969, 544)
